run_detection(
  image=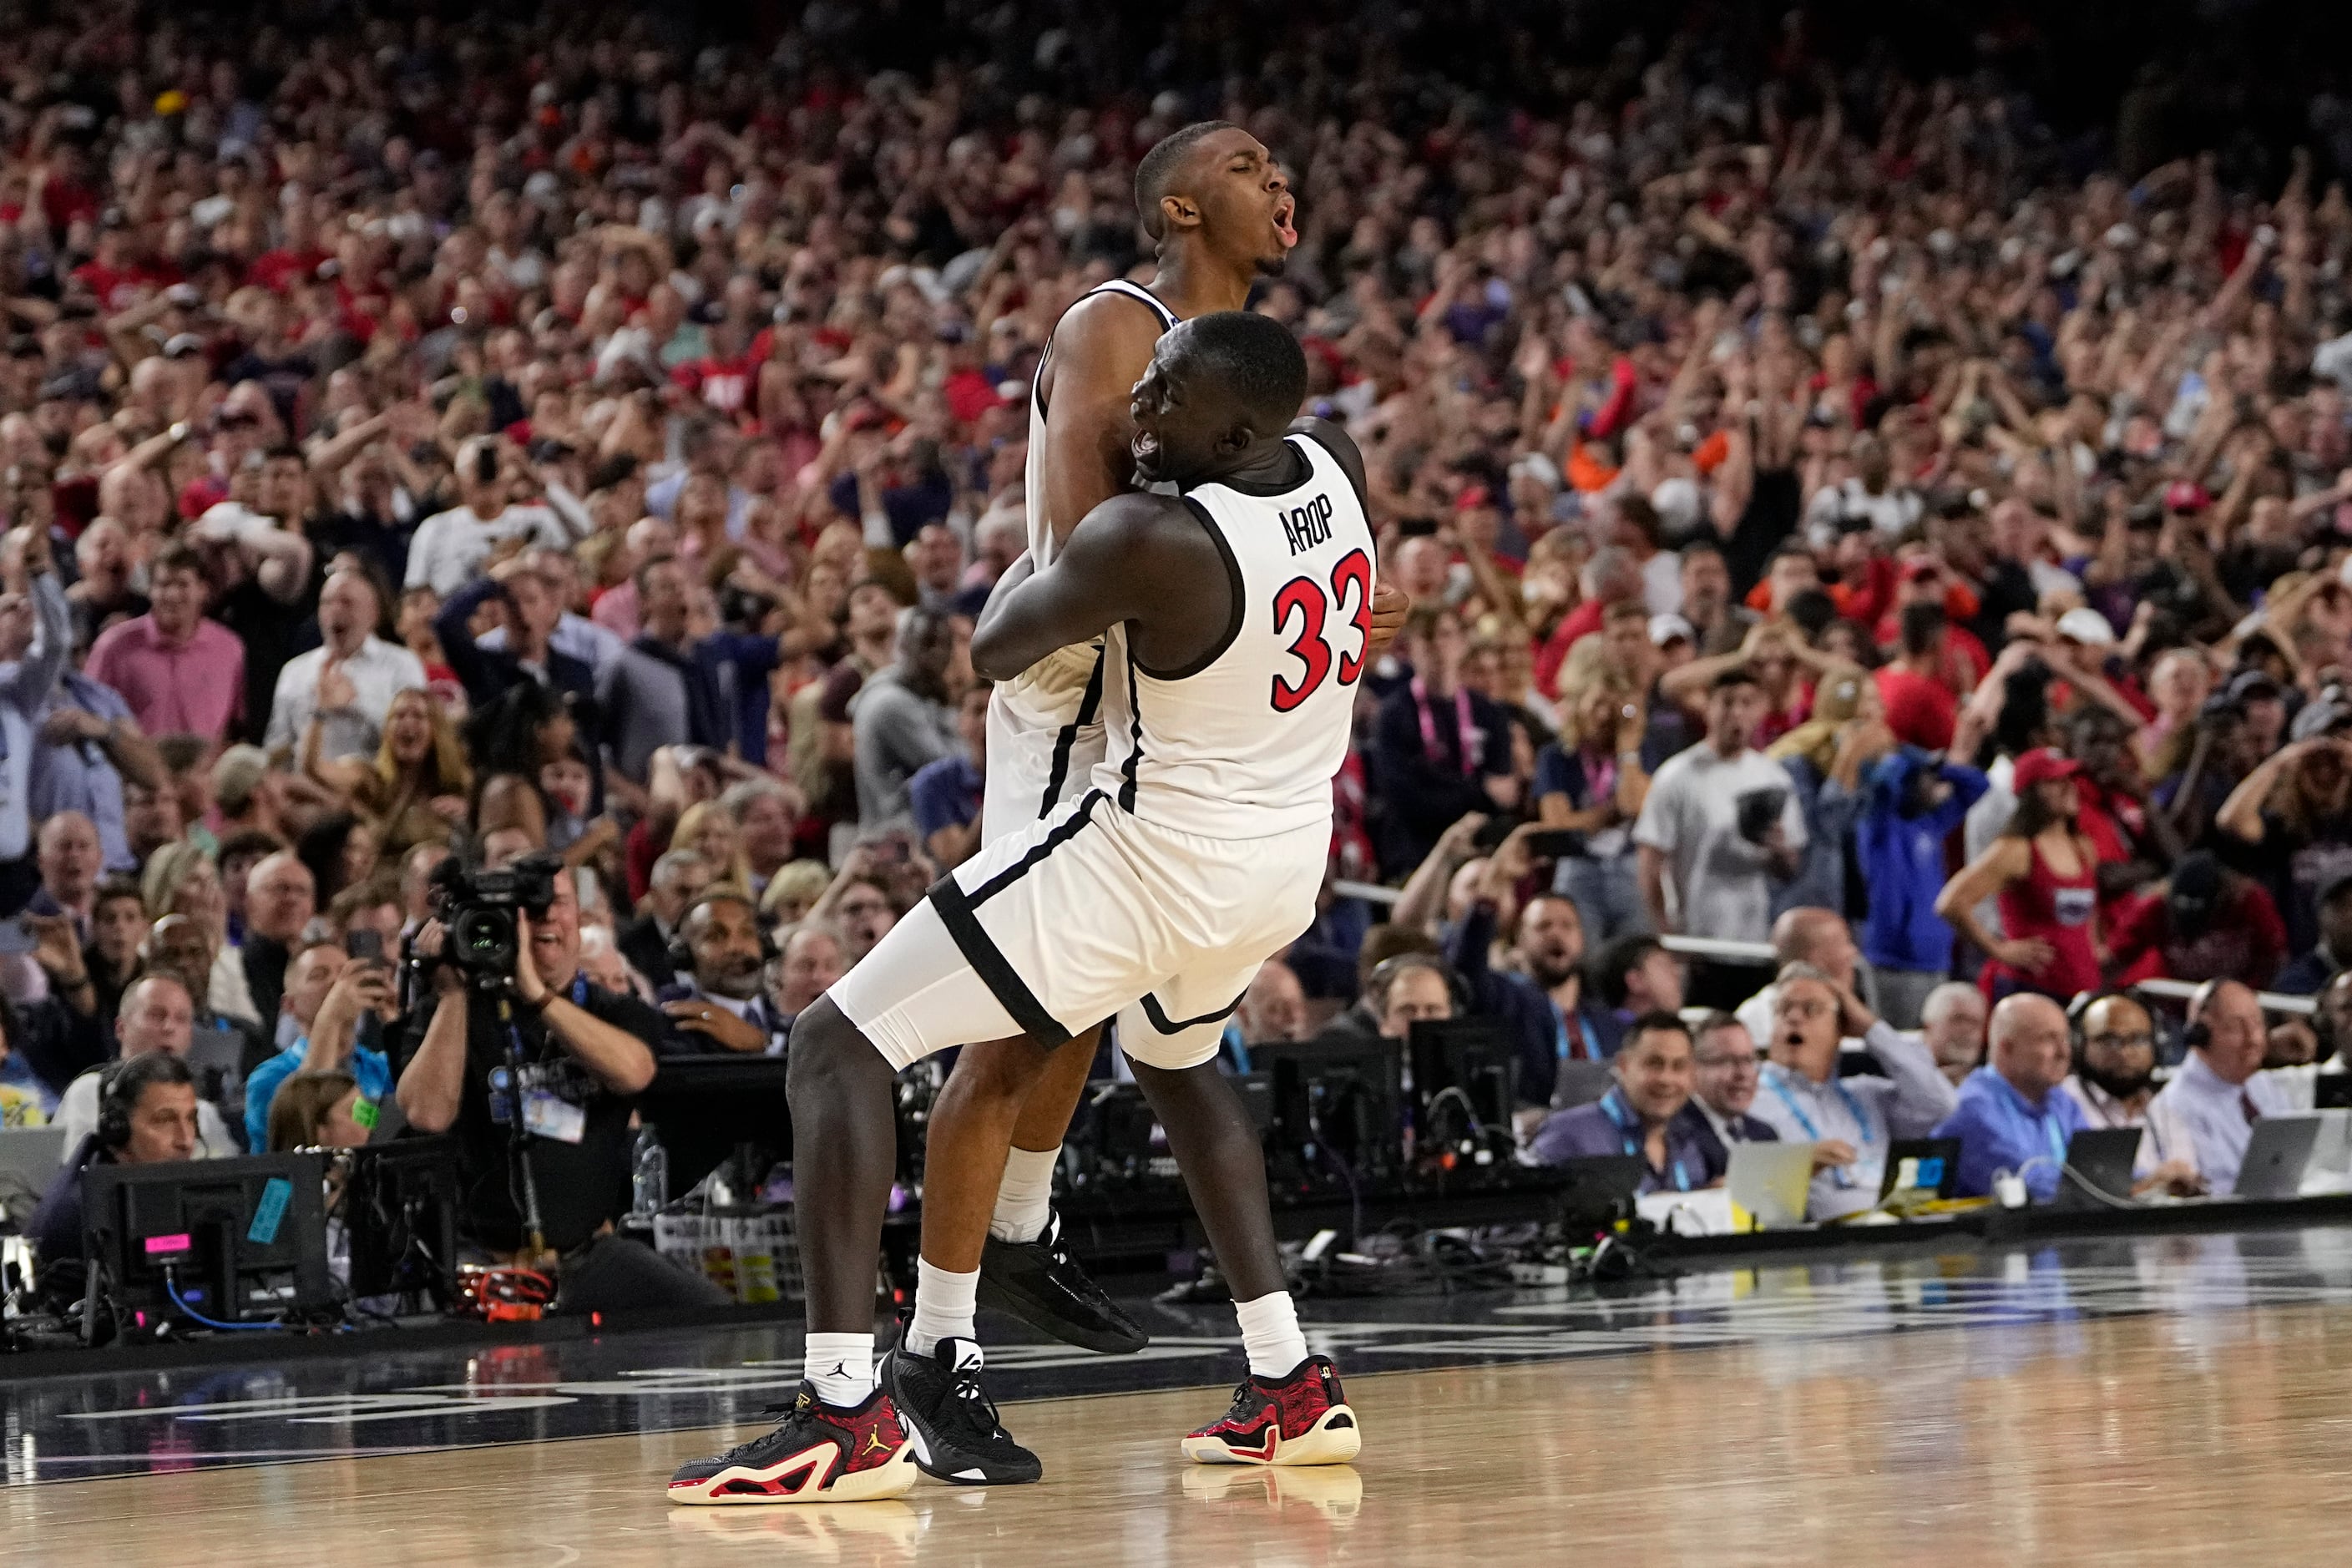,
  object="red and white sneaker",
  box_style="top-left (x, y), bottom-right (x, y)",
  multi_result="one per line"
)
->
top-left (1180, 1356), bottom-right (1361, 1466)
top-left (666, 1383), bottom-right (920, 1505)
